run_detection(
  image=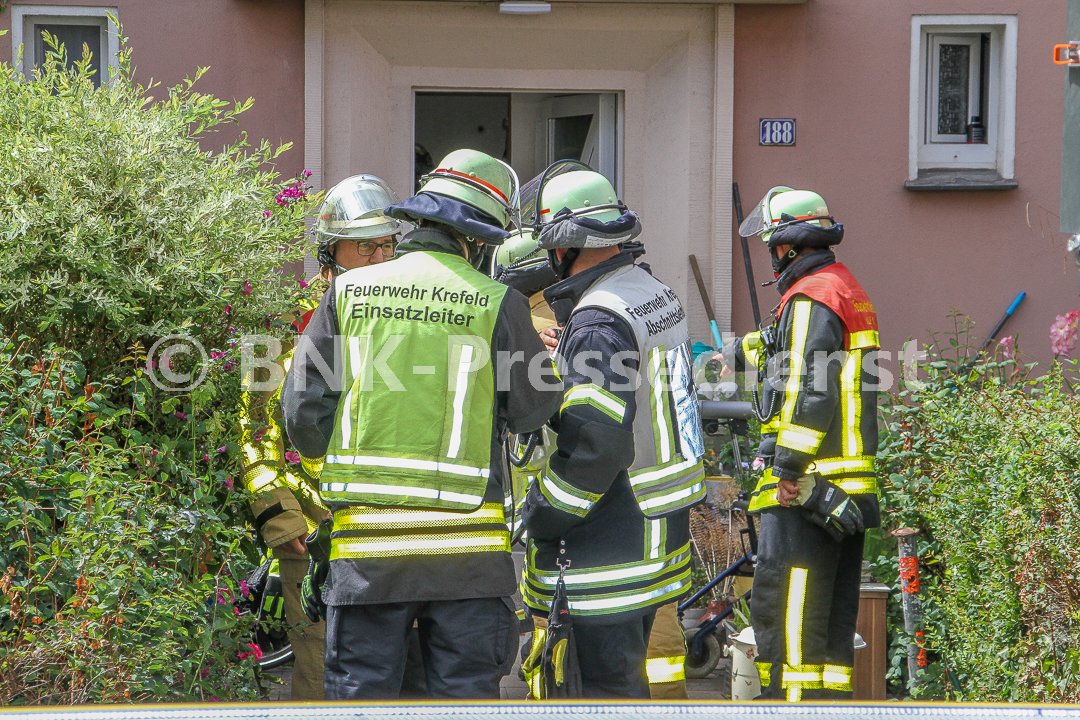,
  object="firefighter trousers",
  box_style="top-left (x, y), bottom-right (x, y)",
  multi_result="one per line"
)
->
top-left (750, 506), bottom-right (863, 701)
top-left (646, 602), bottom-right (688, 699)
top-left (324, 597), bottom-right (518, 700)
top-left (278, 556), bottom-right (326, 700)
